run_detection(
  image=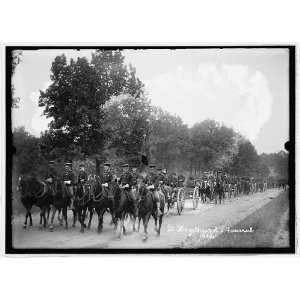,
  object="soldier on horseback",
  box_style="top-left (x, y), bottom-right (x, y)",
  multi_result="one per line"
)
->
top-left (62, 161), bottom-right (75, 209)
top-left (119, 163), bottom-right (133, 192)
top-left (145, 163), bottom-right (162, 216)
top-left (100, 162), bottom-right (114, 198)
top-left (157, 167), bottom-right (169, 200)
top-left (45, 160), bottom-right (57, 196)
top-left (77, 163), bottom-right (88, 194)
